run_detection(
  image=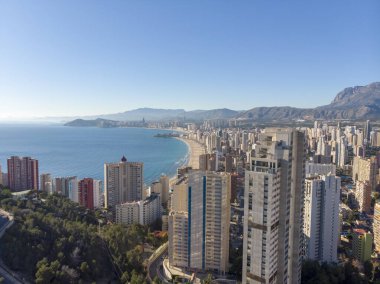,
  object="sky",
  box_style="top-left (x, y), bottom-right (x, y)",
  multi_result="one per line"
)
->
top-left (0, 0), bottom-right (379, 119)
